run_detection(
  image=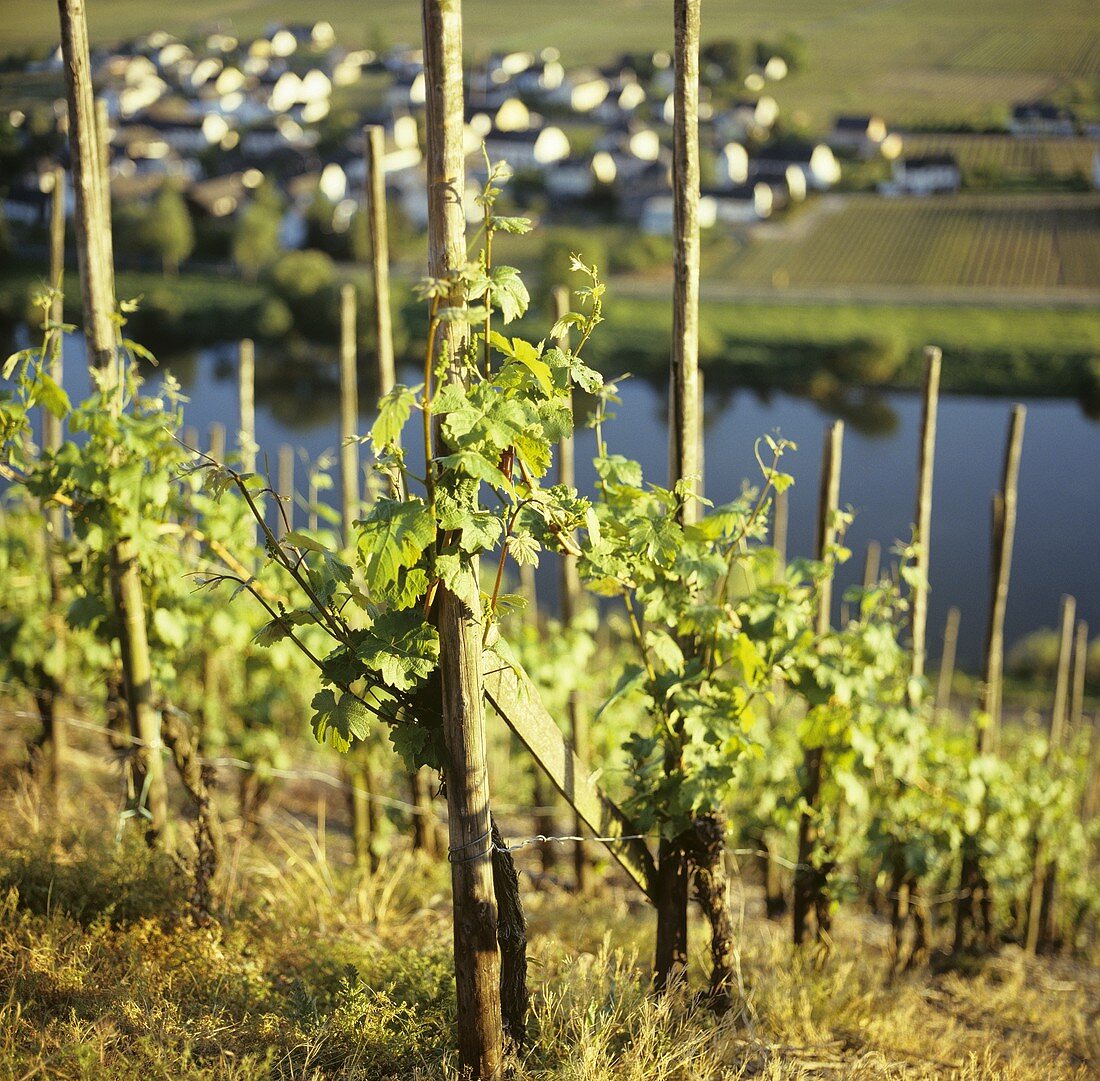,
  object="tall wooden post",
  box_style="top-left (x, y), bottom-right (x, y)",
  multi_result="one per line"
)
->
top-left (667, 0), bottom-right (702, 514)
top-left (365, 150), bottom-right (435, 849)
top-left (956, 405), bottom-right (1025, 954)
top-left (58, 0), bottom-right (114, 374)
top-left (655, 0), bottom-right (702, 995)
top-left (935, 606), bottom-right (961, 720)
top-left (1069, 620), bottom-right (1088, 736)
top-left (277, 444), bottom-right (295, 537)
top-left (554, 284), bottom-right (590, 894)
top-left (237, 339), bottom-right (256, 474)
top-left (58, 0), bottom-right (170, 846)
top-left (423, 1), bottom-right (503, 1074)
top-left (794, 420), bottom-right (844, 947)
top-left (94, 99), bottom-right (115, 303)
top-left (979, 405), bottom-right (1025, 754)
top-left (911, 346), bottom-right (941, 688)
top-left (365, 124), bottom-right (396, 396)
top-left (339, 283), bottom-right (360, 547)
